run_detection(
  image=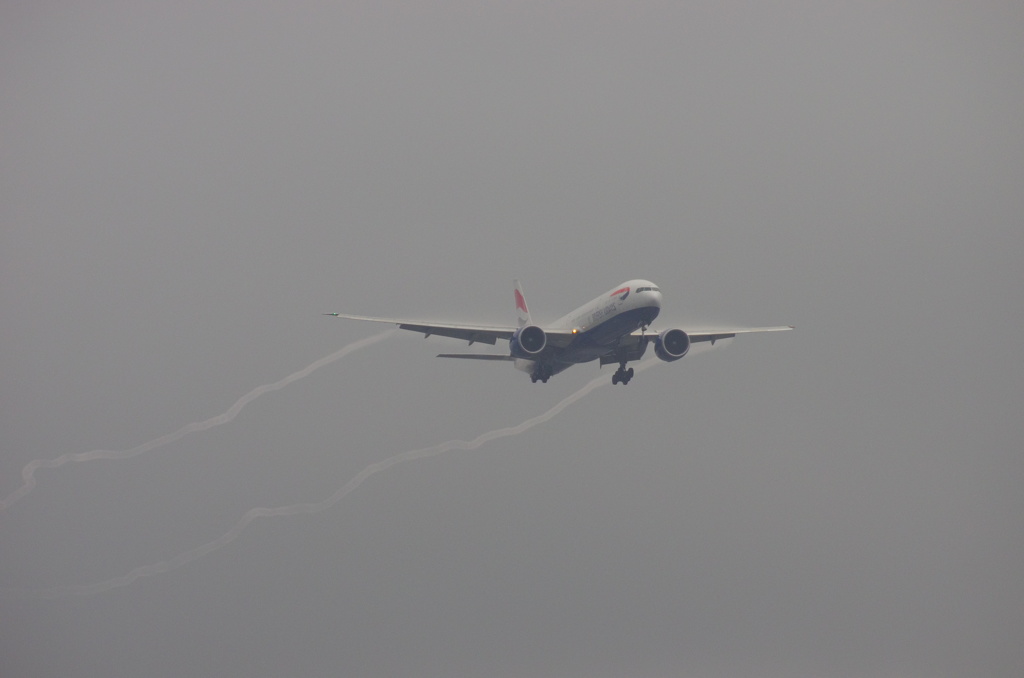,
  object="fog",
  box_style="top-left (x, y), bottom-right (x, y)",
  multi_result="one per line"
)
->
top-left (3, 3), bottom-right (1022, 677)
